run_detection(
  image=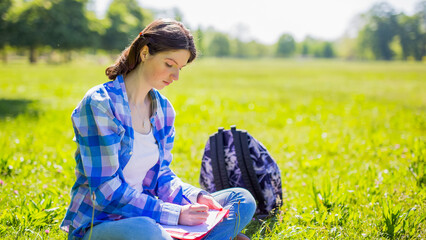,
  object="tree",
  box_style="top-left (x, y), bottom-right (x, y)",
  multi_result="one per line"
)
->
top-left (233, 39), bottom-right (246, 58)
top-left (301, 42), bottom-right (309, 56)
top-left (322, 42), bottom-right (335, 58)
top-left (102, 0), bottom-right (145, 51)
top-left (276, 33), bottom-right (295, 57)
top-left (8, 0), bottom-right (52, 63)
top-left (413, 1), bottom-right (426, 60)
top-left (194, 26), bottom-right (204, 57)
top-left (8, 0), bottom-right (96, 63)
top-left (0, 0), bottom-right (12, 49)
top-left (299, 36), bottom-right (323, 58)
top-left (85, 10), bottom-right (108, 51)
top-left (358, 2), bottom-right (398, 60)
top-left (172, 7), bottom-right (183, 22)
top-left (397, 14), bottom-right (422, 60)
top-left (46, 0), bottom-right (94, 60)
top-left (0, 0), bottom-right (12, 62)
top-left (209, 33), bottom-right (230, 57)
top-left (245, 40), bottom-right (268, 58)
